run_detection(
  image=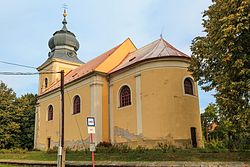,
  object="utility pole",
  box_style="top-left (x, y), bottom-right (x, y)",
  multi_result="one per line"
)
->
top-left (57, 70), bottom-right (65, 167)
